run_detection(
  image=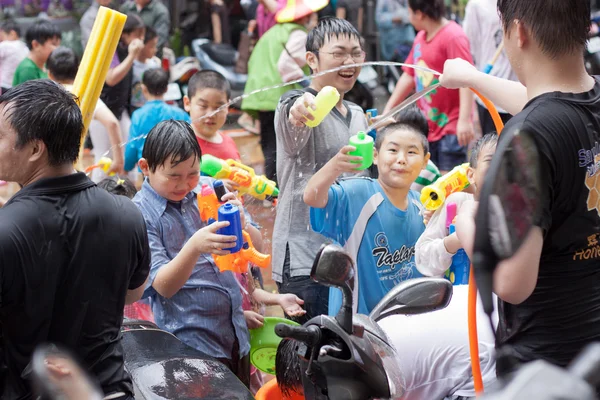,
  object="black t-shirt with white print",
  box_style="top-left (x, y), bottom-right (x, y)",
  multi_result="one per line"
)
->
top-left (496, 77), bottom-right (600, 367)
